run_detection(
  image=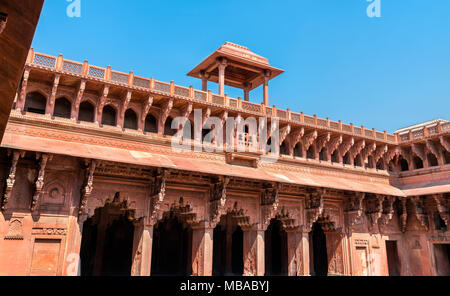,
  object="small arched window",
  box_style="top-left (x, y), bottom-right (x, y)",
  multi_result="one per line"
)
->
top-left (102, 105), bottom-right (117, 127)
top-left (307, 146), bottom-right (315, 159)
top-left (400, 158), bottom-right (409, 171)
top-left (124, 109), bottom-right (138, 130)
top-left (413, 156), bottom-right (424, 170)
top-left (164, 117), bottom-right (176, 136)
top-left (144, 114), bottom-right (158, 134)
top-left (54, 97), bottom-right (72, 119)
top-left (24, 92), bottom-right (46, 114)
top-left (427, 153), bottom-right (438, 167)
top-left (280, 141), bottom-right (289, 156)
top-left (78, 101), bottom-right (95, 123)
